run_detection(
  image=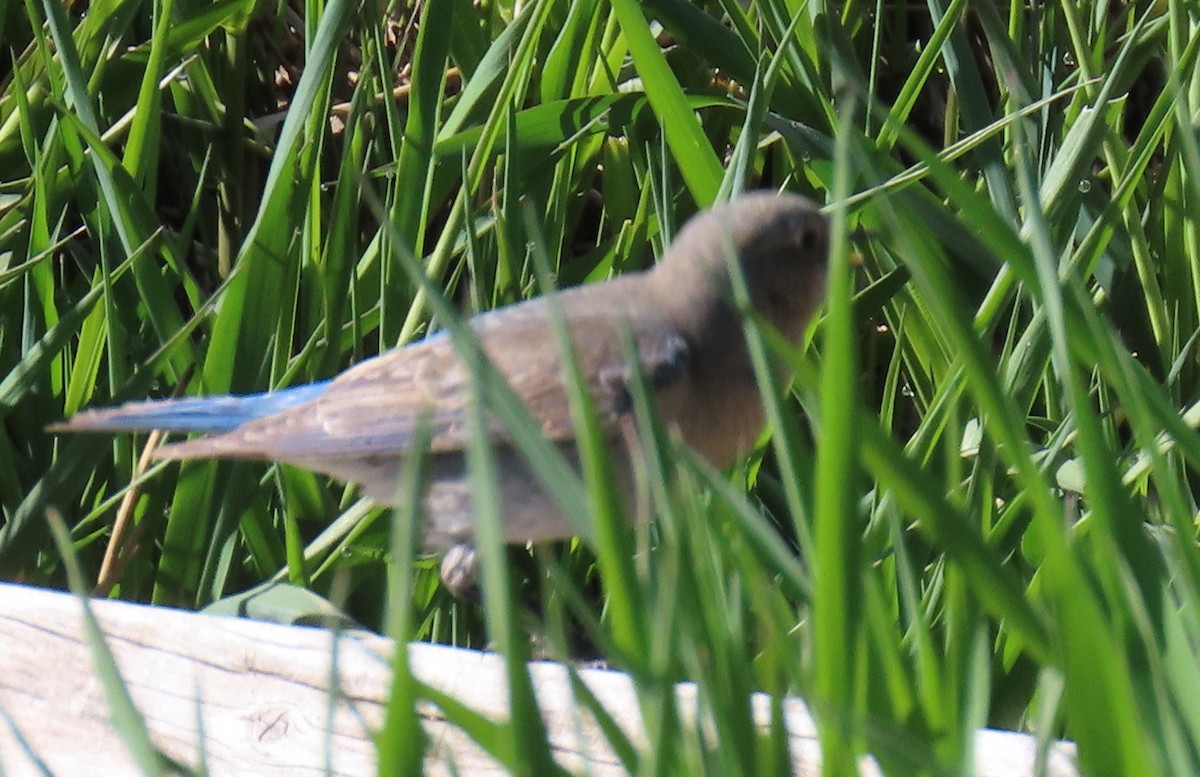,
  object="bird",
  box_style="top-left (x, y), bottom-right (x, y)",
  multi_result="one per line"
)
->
top-left (54, 192), bottom-right (829, 592)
